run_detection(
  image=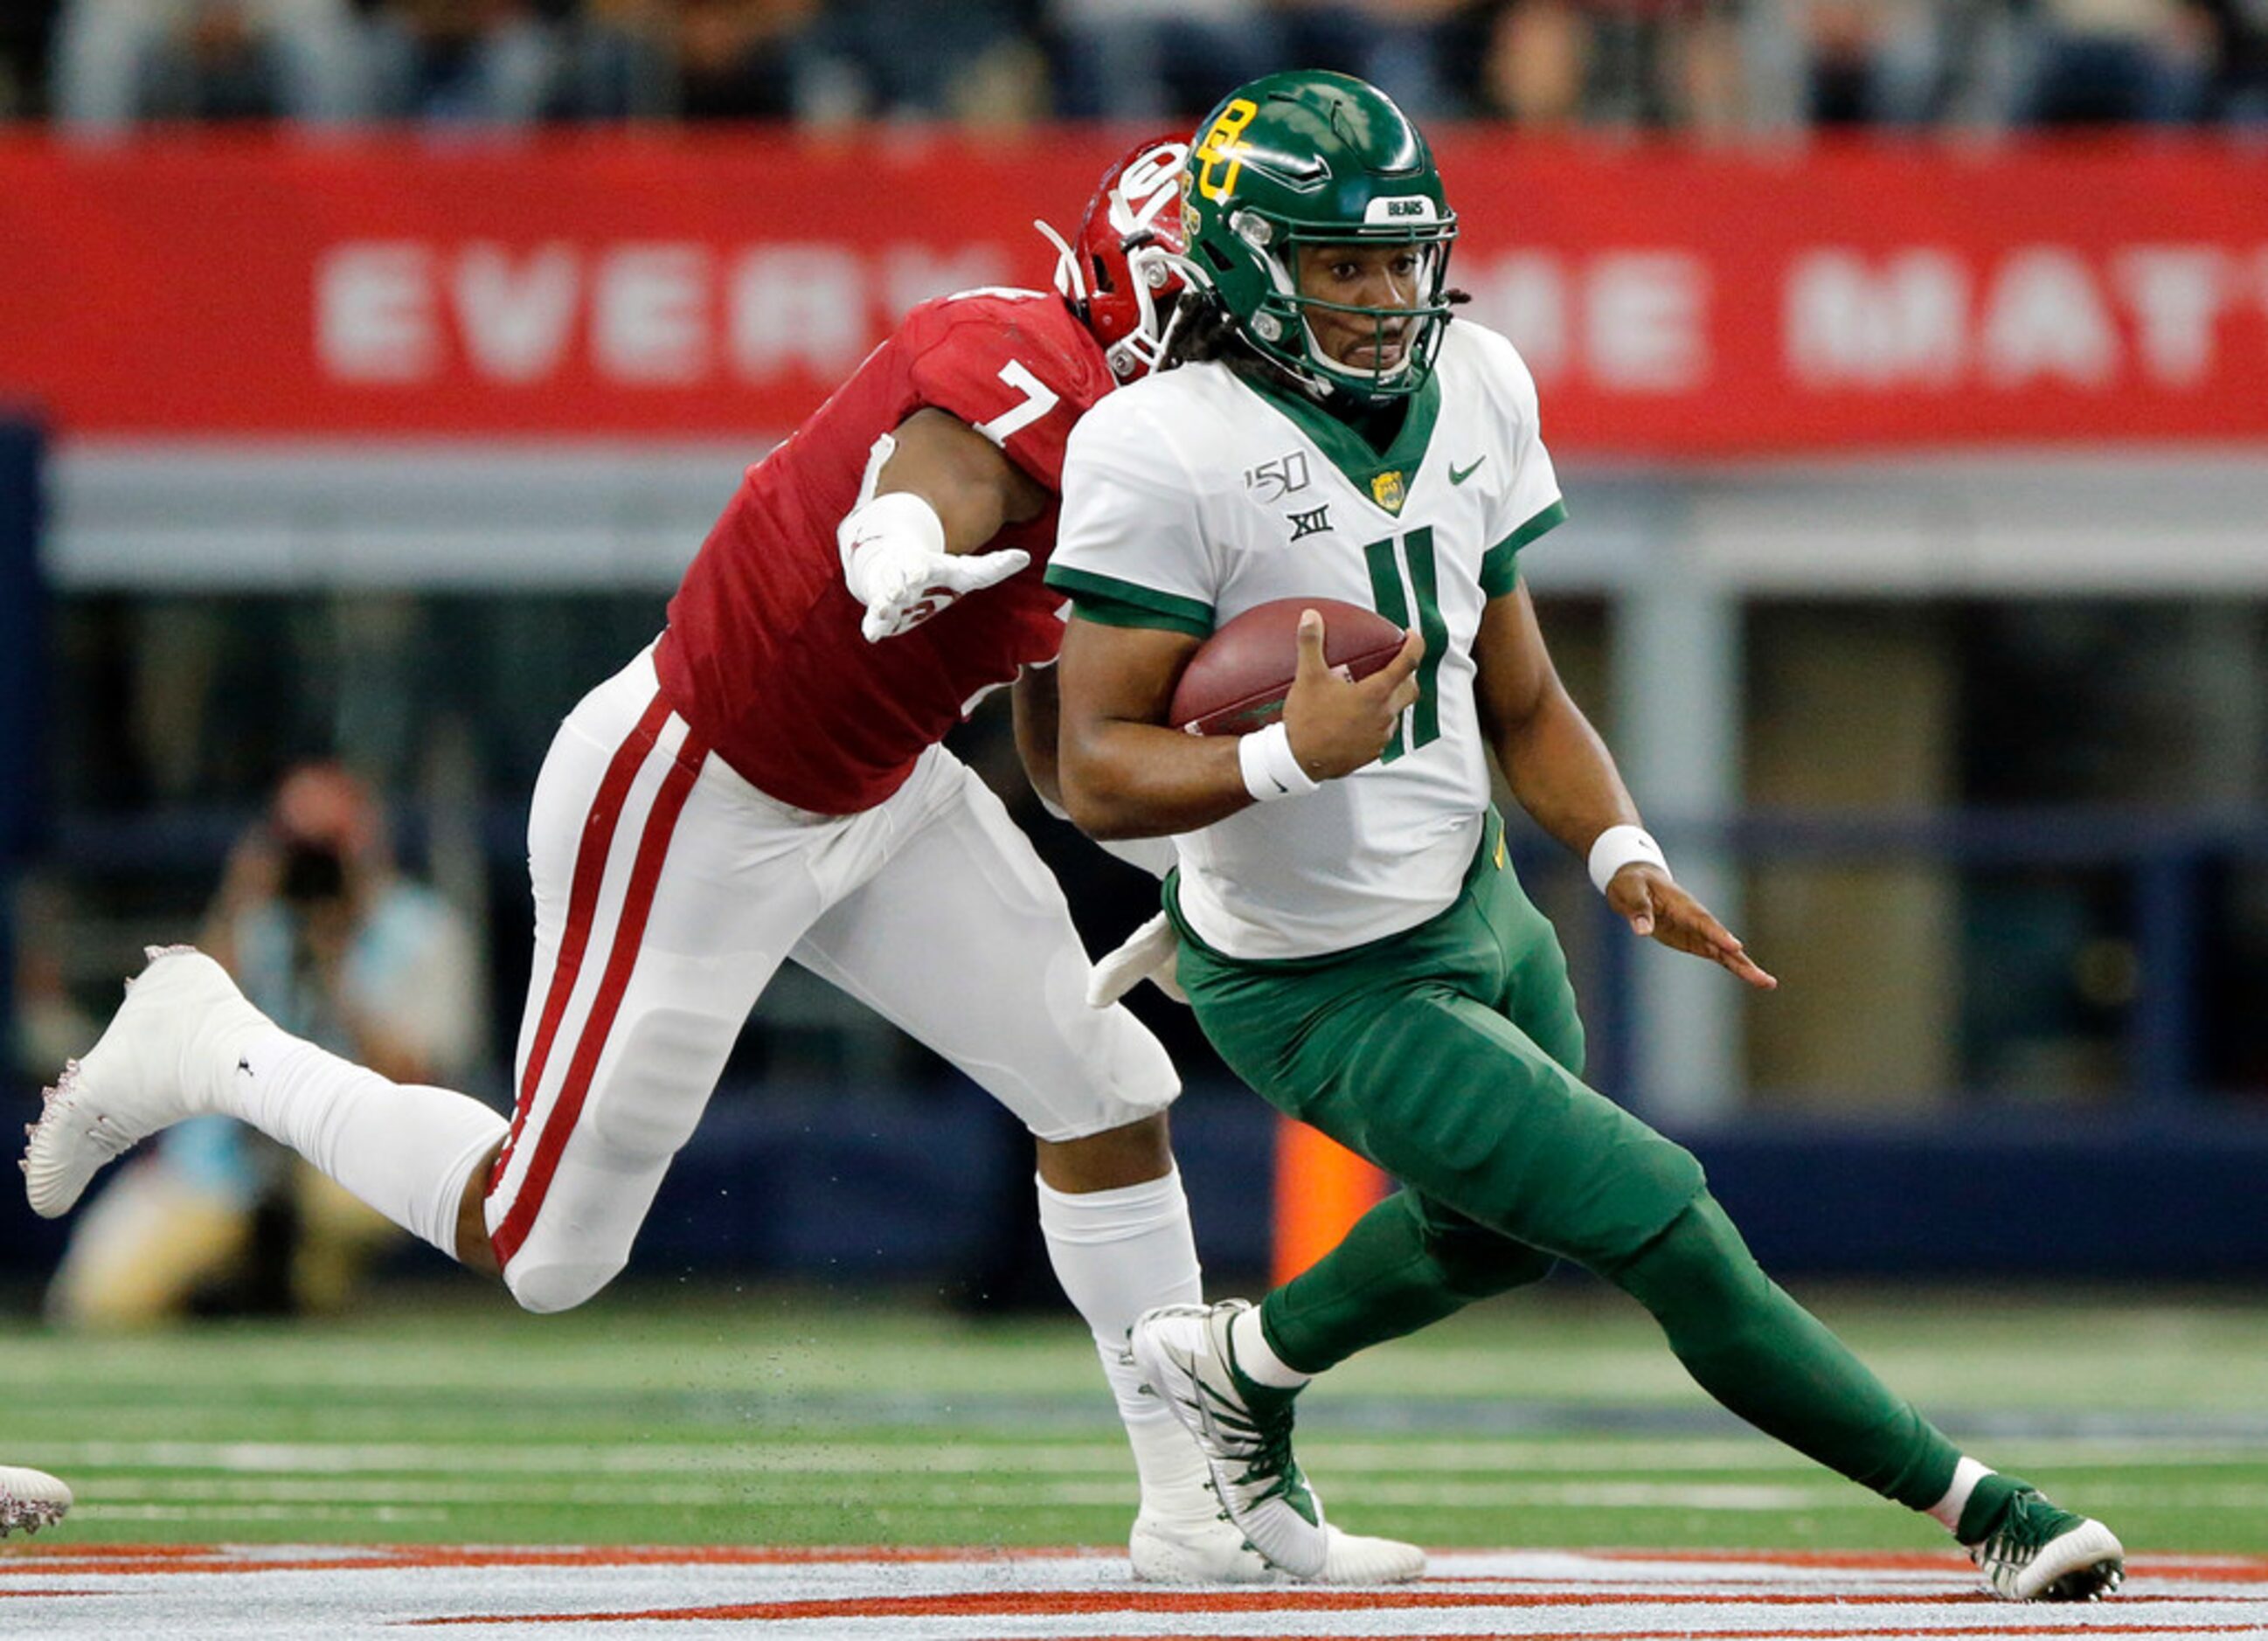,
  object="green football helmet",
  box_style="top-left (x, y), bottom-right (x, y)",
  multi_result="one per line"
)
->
top-left (1181, 71), bottom-right (1456, 401)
